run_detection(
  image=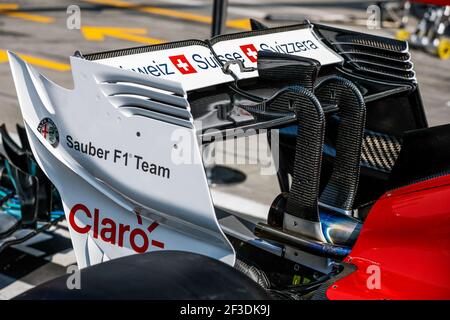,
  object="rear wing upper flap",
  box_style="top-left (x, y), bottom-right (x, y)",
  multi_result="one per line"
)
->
top-left (81, 22), bottom-right (344, 92)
